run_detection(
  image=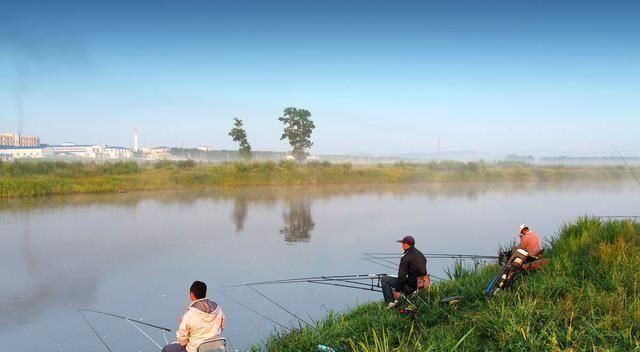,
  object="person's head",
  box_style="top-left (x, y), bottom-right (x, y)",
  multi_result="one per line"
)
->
top-left (519, 224), bottom-right (530, 237)
top-left (397, 235), bottom-right (415, 251)
top-left (189, 281), bottom-right (207, 302)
